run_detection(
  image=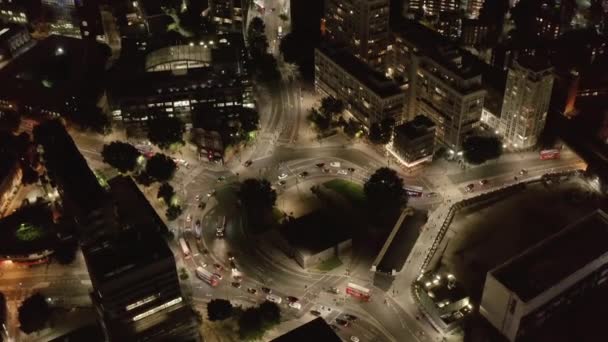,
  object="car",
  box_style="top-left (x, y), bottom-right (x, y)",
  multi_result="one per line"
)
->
top-left (330, 161), bottom-right (341, 168)
top-left (298, 171), bottom-right (309, 178)
top-left (207, 190), bottom-right (216, 197)
top-left (186, 215), bottom-right (192, 222)
top-left (310, 310), bottom-right (321, 316)
top-left (344, 314), bottom-right (358, 321)
top-left (247, 288), bottom-right (257, 295)
top-left (287, 296), bottom-right (299, 303)
top-left (214, 263), bottom-right (223, 271)
top-left (278, 180), bottom-right (286, 186)
top-left (288, 302), bottom-right (302, 310)
top-left (200, 262), bottom-right (207, 268)
top-left (278, 173), bottom-right (288, 180)
top-left (350, 336), bottom-right (360, 342)
top-left (328, 287), bottom-right (340, 294)
top-left (230, 261), bottom-right (238, 273)
top-left (347, 167), bottom-right (355, 172)
top-left (465, 184), bottom-right (475, 192)
top-left (336, 318), bottom-right (349, 327)
top-left (217, 176), bottom-right (226, 182)
top-left (520, 169), bottom-right (528, 175)
top-left (233, 275), bottom-right (242, 282)
top-left (213, 273), bottom-right (223, 280)
top-left (426, 192), bottom-right (438, 198)
top-left (227, 252), bottom-right (235, 261)
top-left (195, 194), bottom-right (201, 201)
top-left (261, 287), bottom-right (272, 294)
top-left (266, 294), bottom-right (282, 304)
top-left (315, 163), bottom-right (325, 168)
top-left (337, 169), bottom-right (348, 175)
top-left (322, 168), bottom-right (330, 173)
top-left (231, 282), bottom-right (241, 288)
top-left (198, 202), bottom-right (206, 209)
top-left (244, 160), bottom-right (253, 167)
top-left (479, 179), bottom-right (489, 186)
